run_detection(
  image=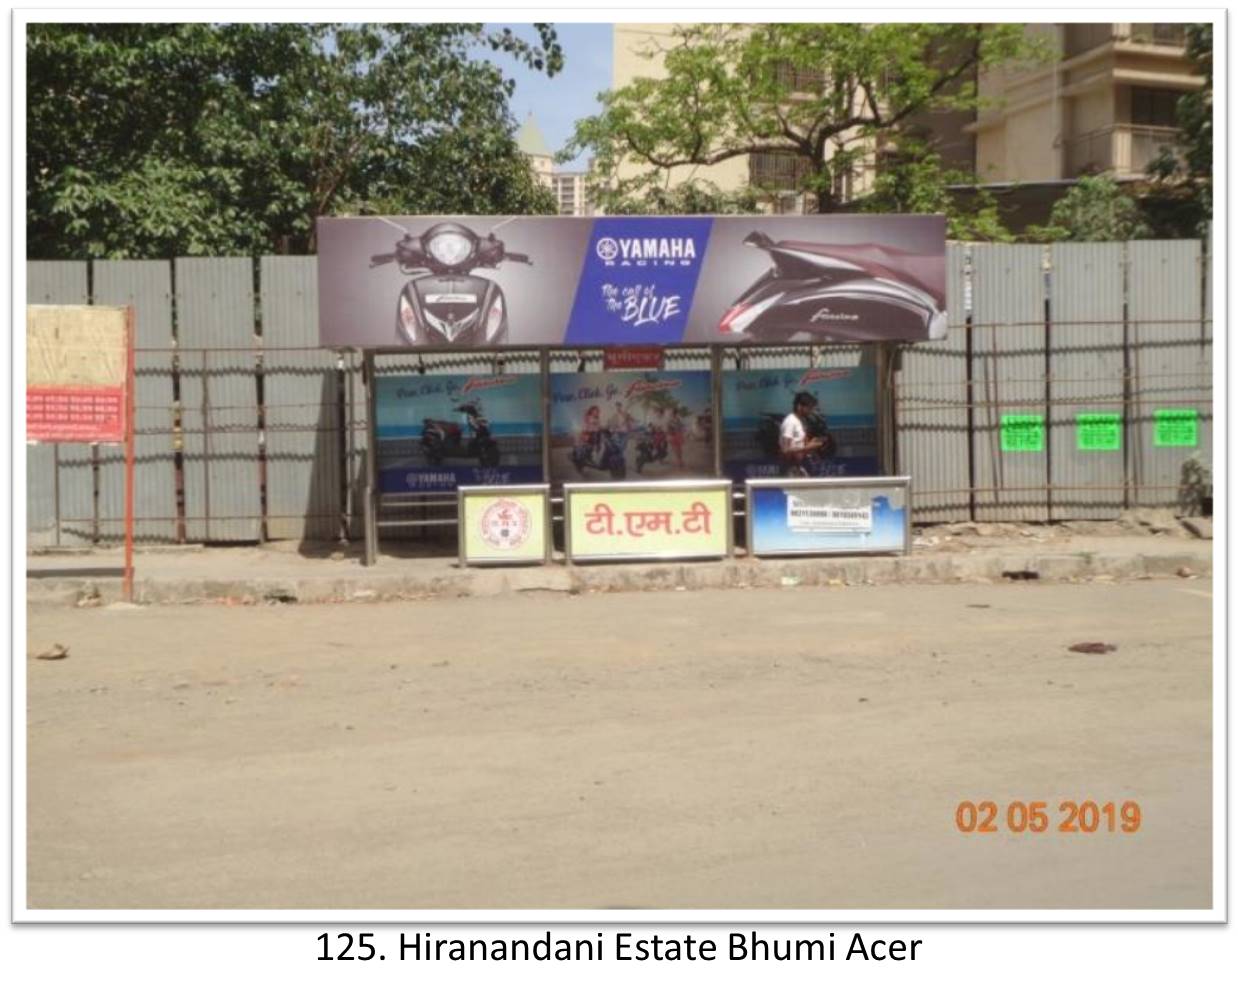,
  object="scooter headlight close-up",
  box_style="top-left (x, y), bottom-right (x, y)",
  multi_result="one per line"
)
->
top-left (425, 230), bottom-right (475, 267)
